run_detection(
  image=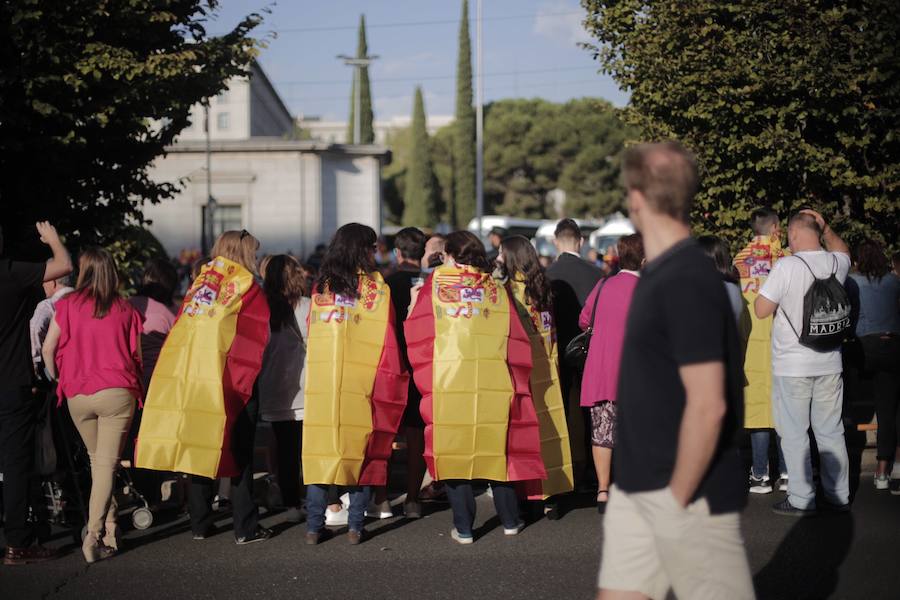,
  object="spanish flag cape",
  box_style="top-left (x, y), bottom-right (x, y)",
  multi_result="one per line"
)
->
top-left (733, 235), bottom-right (786, 429)
top-left (507, 277), bottom-right (574, 499)
top-left (136, 257), bottom-right (269, 479)
top-left (301, 271), bottom-right (408, 486)
top-left (405, 263), bottom-right (546, 483)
